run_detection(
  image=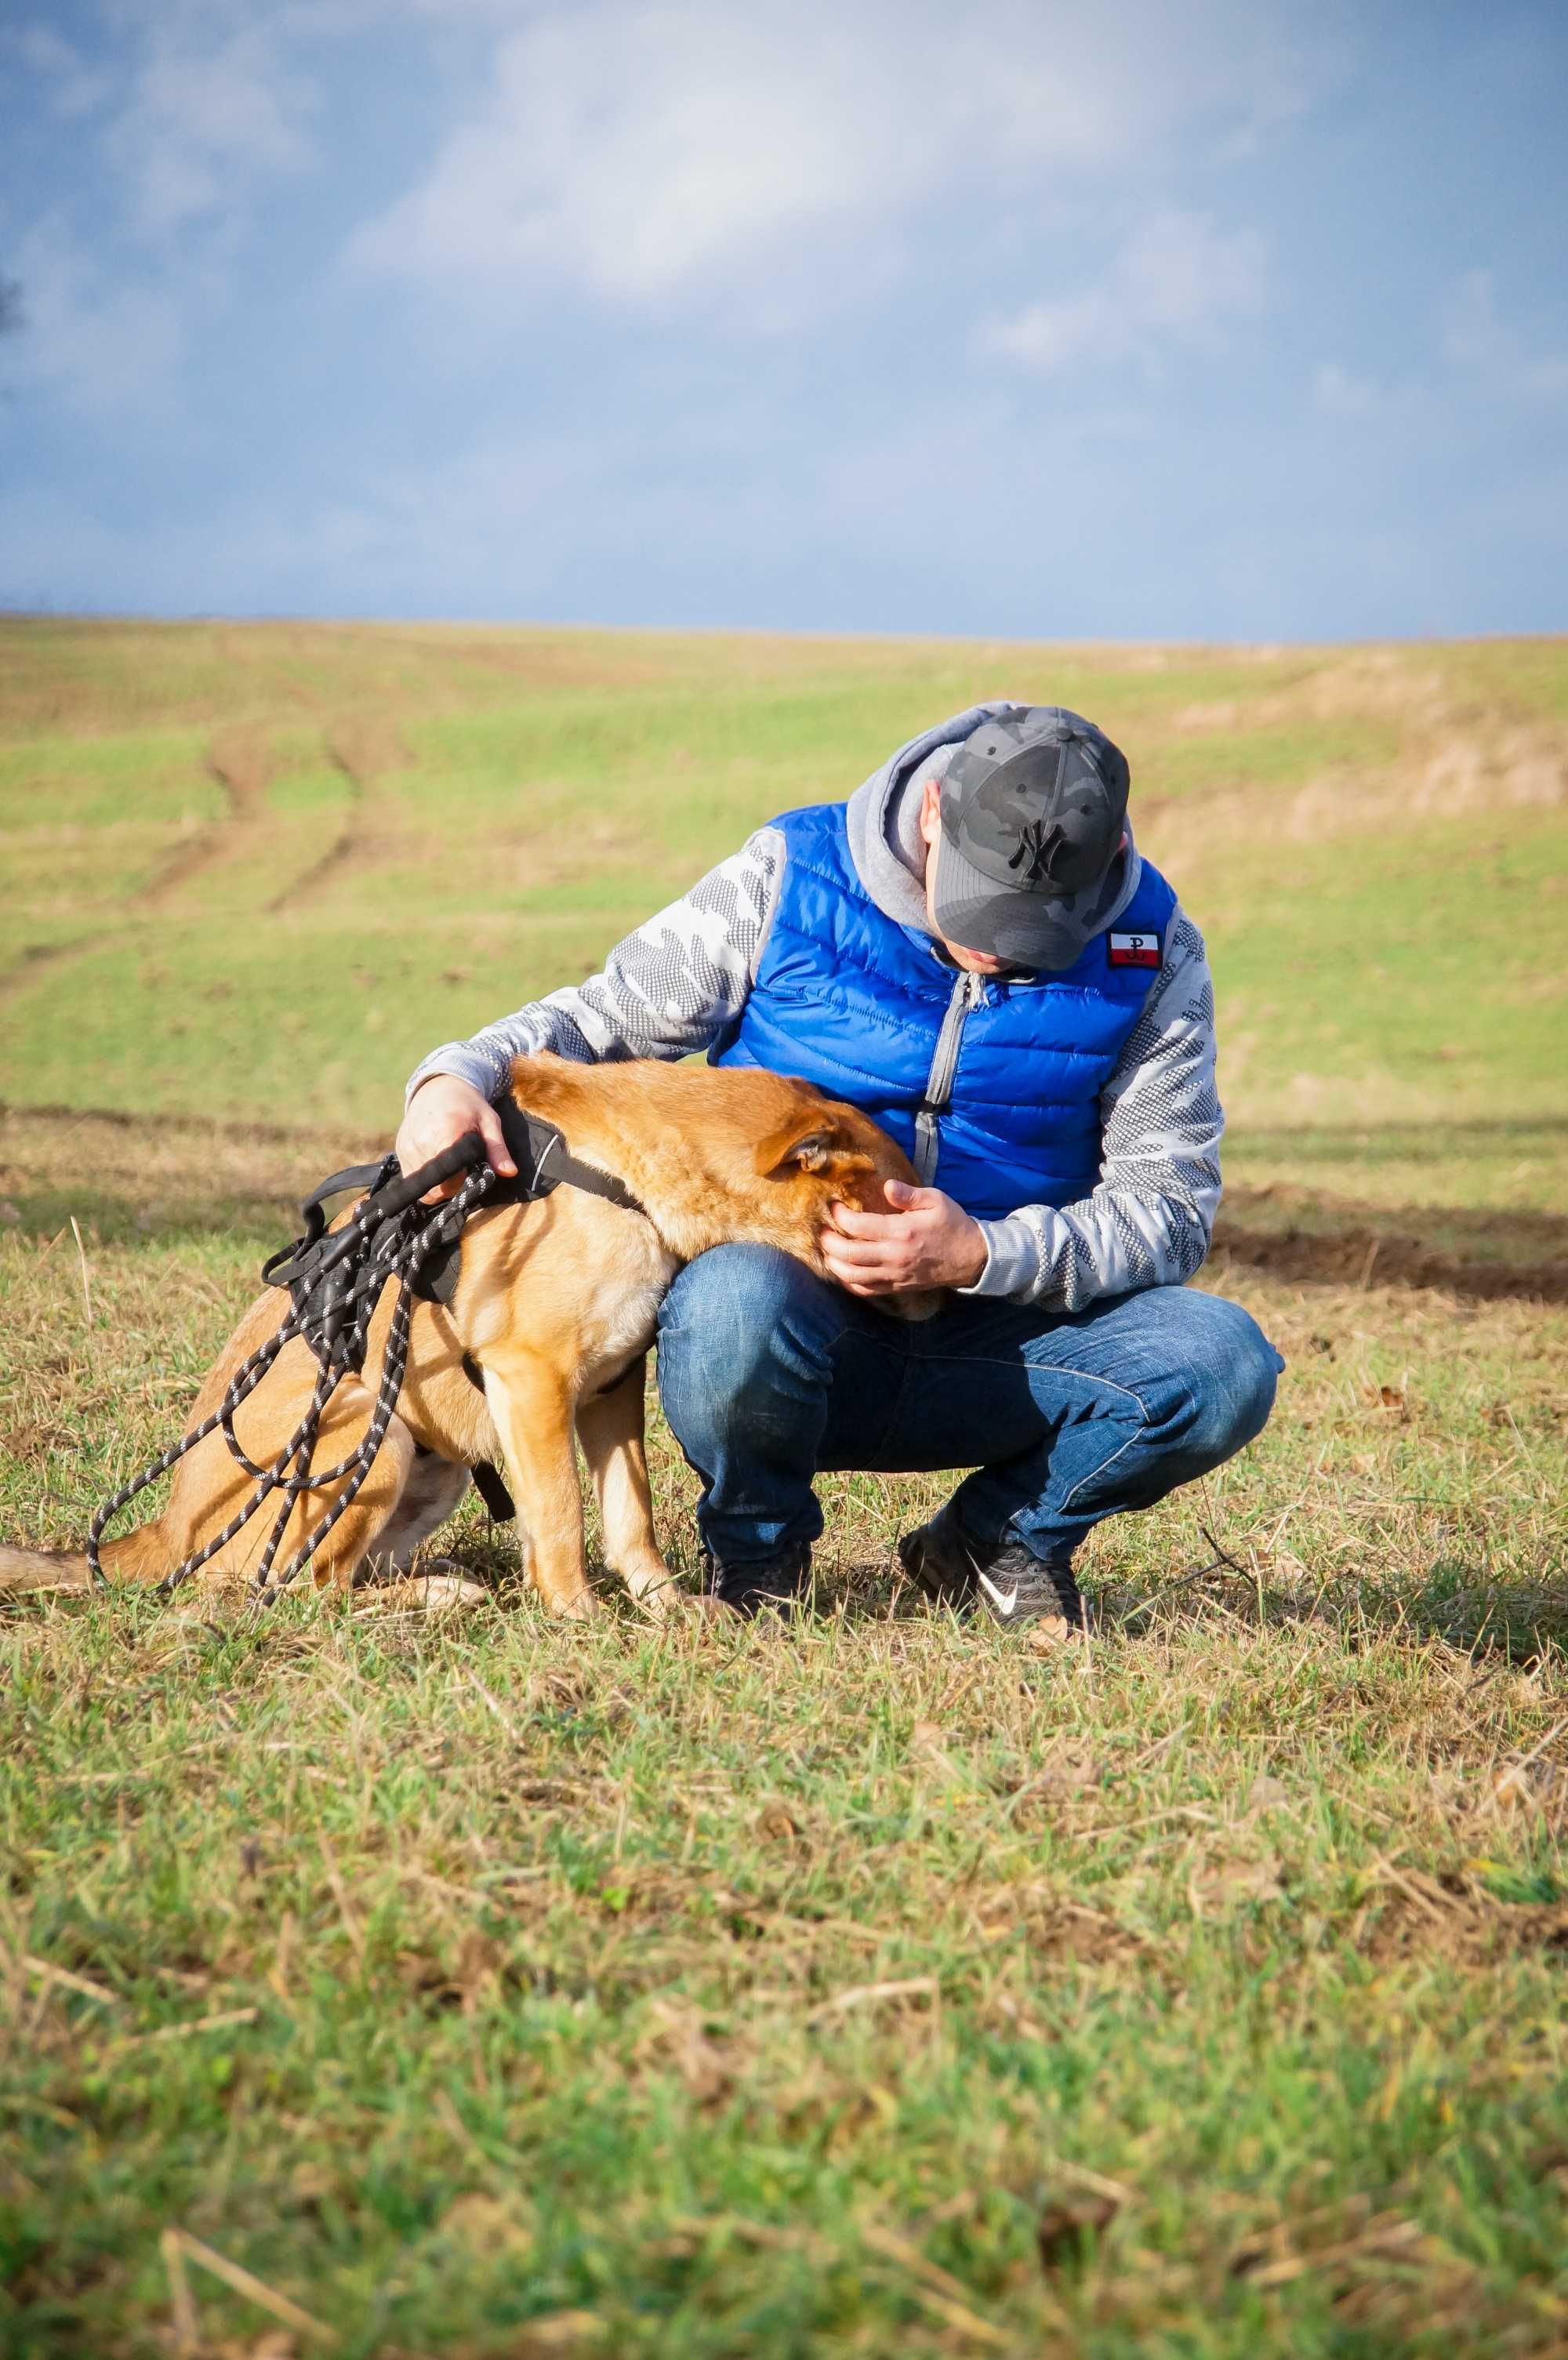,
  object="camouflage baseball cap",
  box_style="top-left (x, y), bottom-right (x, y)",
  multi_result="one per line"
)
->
top-left (931, 705), bottom-right (1131, 970)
